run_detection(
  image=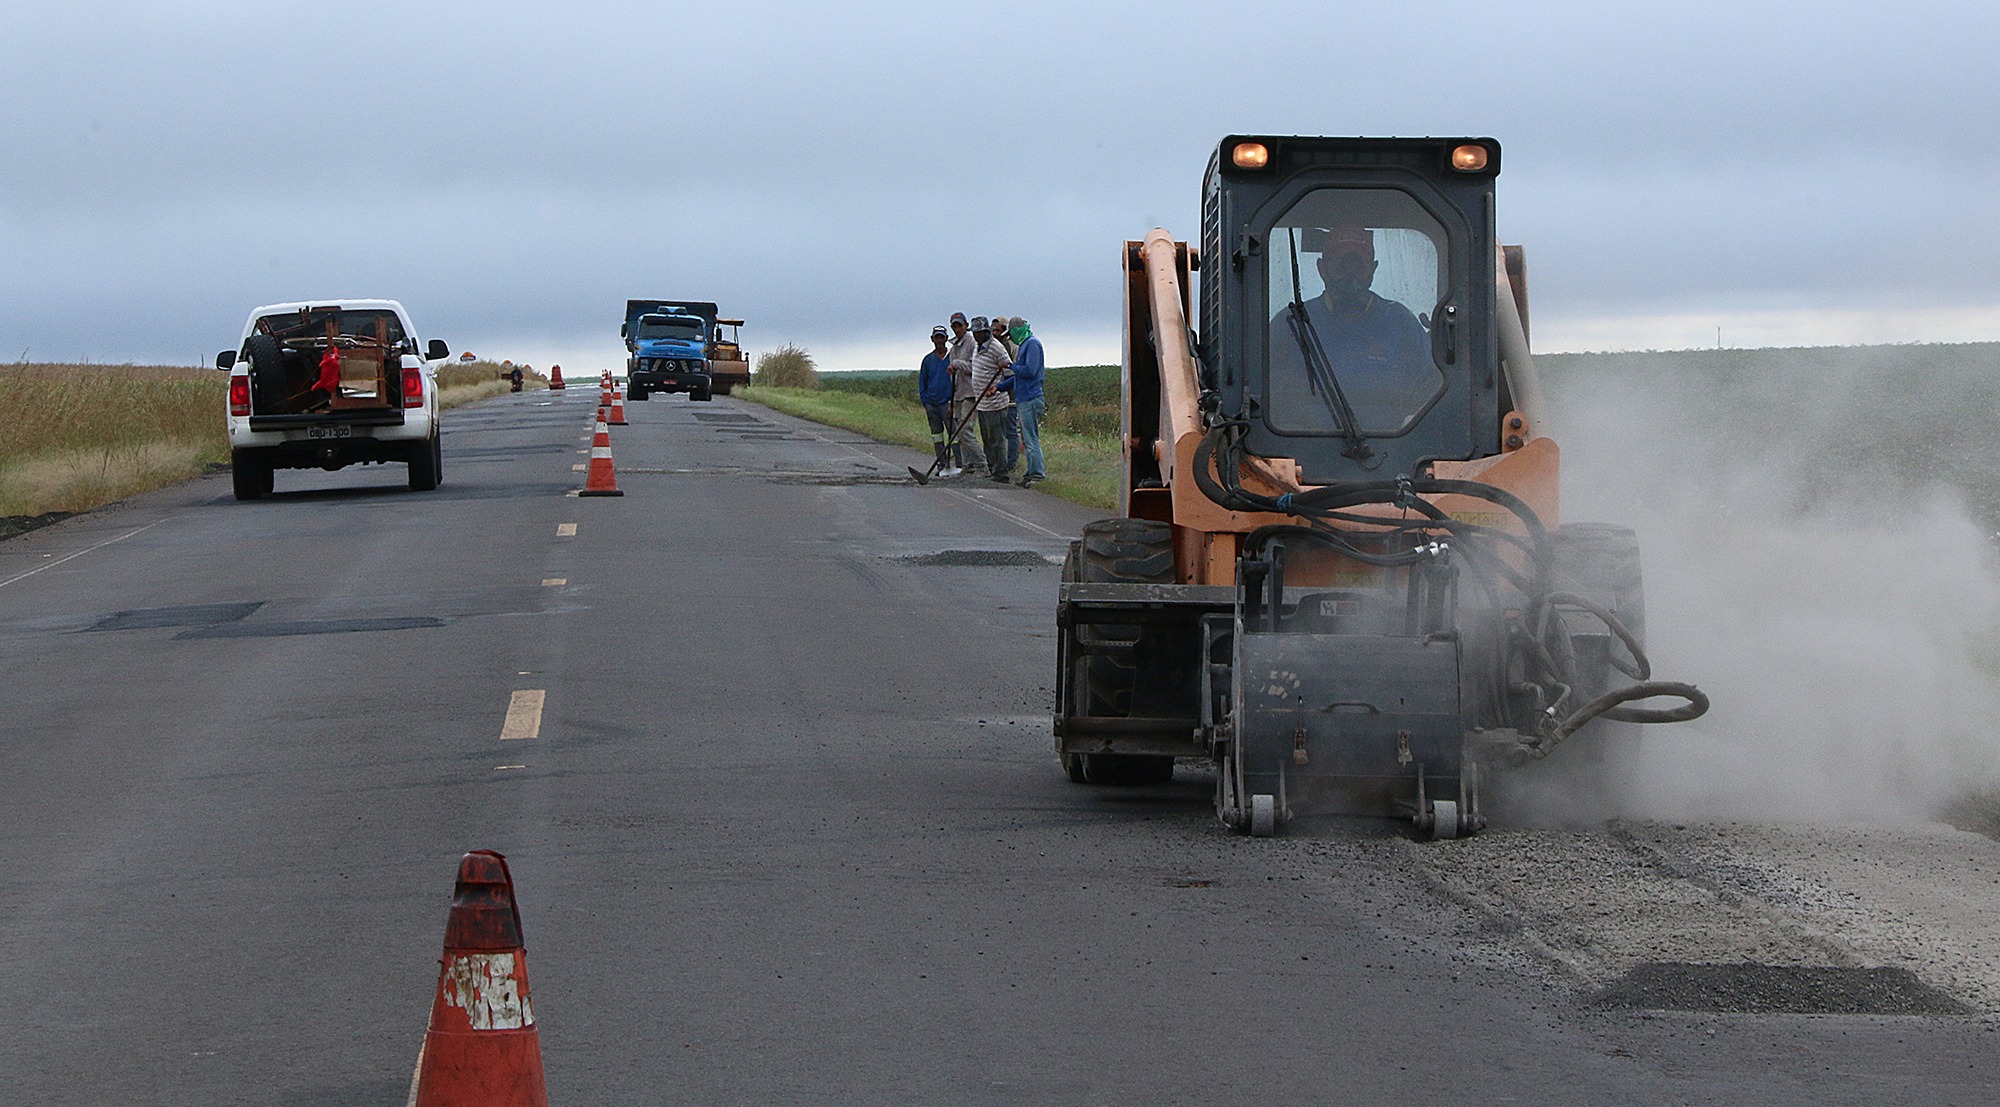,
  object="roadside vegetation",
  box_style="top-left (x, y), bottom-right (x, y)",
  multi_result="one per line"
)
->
top-left (0, 359), bottom-right (539, 535)
top-left (0, 363), bottom-right (226, 529)
top-left (742, 364), bottom-right (1122, 509)
top-left (440, 359), bottom-right (543, 407)
top-left (753, 344), bottom-right (820, 389)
